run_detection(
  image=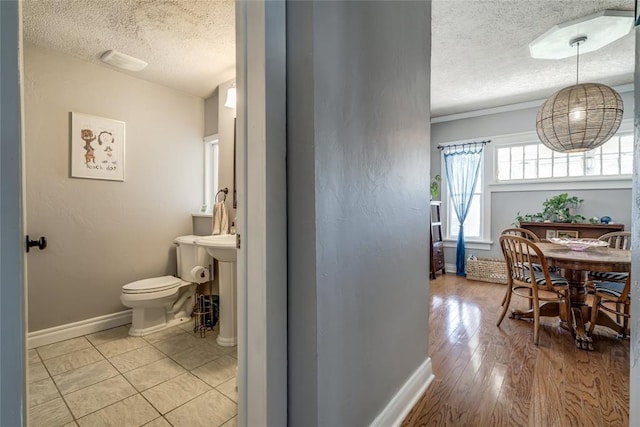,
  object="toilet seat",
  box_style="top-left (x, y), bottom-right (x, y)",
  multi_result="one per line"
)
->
top-left (122, 275), bottom-right (187, 294)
